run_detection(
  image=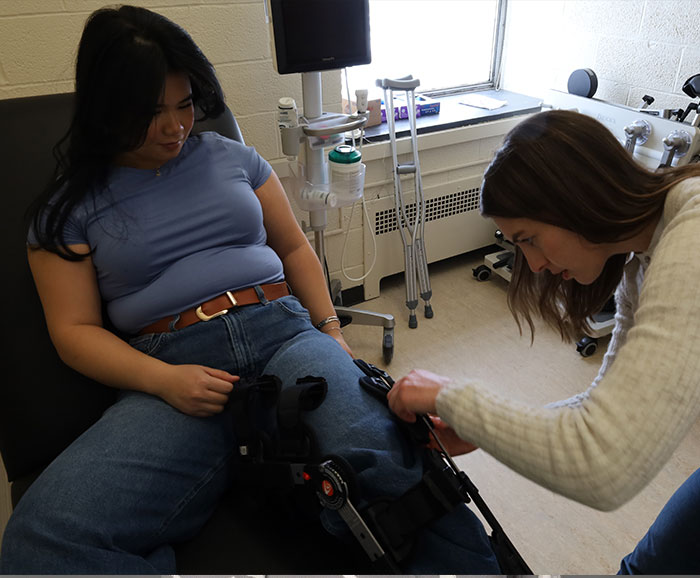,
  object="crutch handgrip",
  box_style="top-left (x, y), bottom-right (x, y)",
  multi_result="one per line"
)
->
top-left (376, 76), bottom-right (420, 91)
